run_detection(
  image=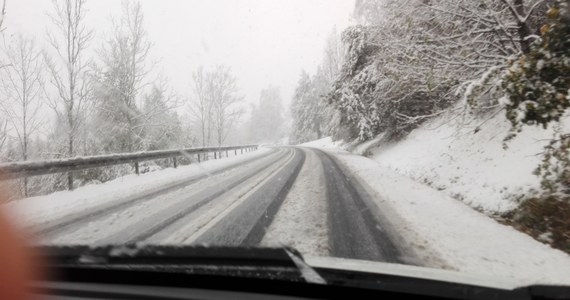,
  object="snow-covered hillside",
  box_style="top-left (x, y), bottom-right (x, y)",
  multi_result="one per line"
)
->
top-left (303, 110), bottom-right (569, 214)
top-left (369, 111), bottom-right (570, 214)
top-left (300, 130), bottom-right (570, 285)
